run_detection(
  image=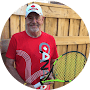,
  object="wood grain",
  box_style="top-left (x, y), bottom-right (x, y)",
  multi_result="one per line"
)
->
top-left (65, 19), bottom-right (81, 85)
top-left (20, 16), bottom-right (25, 32)
top-left (45, 17), bottom-right (57, 36)
top-left (54, 18), bottom-right (69, 89)
top-left (10, 15), bottom-right (20, 37)
top-left (28, 2), bottom-right (81, 19)
top-left (1, 19), bottom-right (9, 39)
top-left (54, 36), bottom-right (89, 45)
